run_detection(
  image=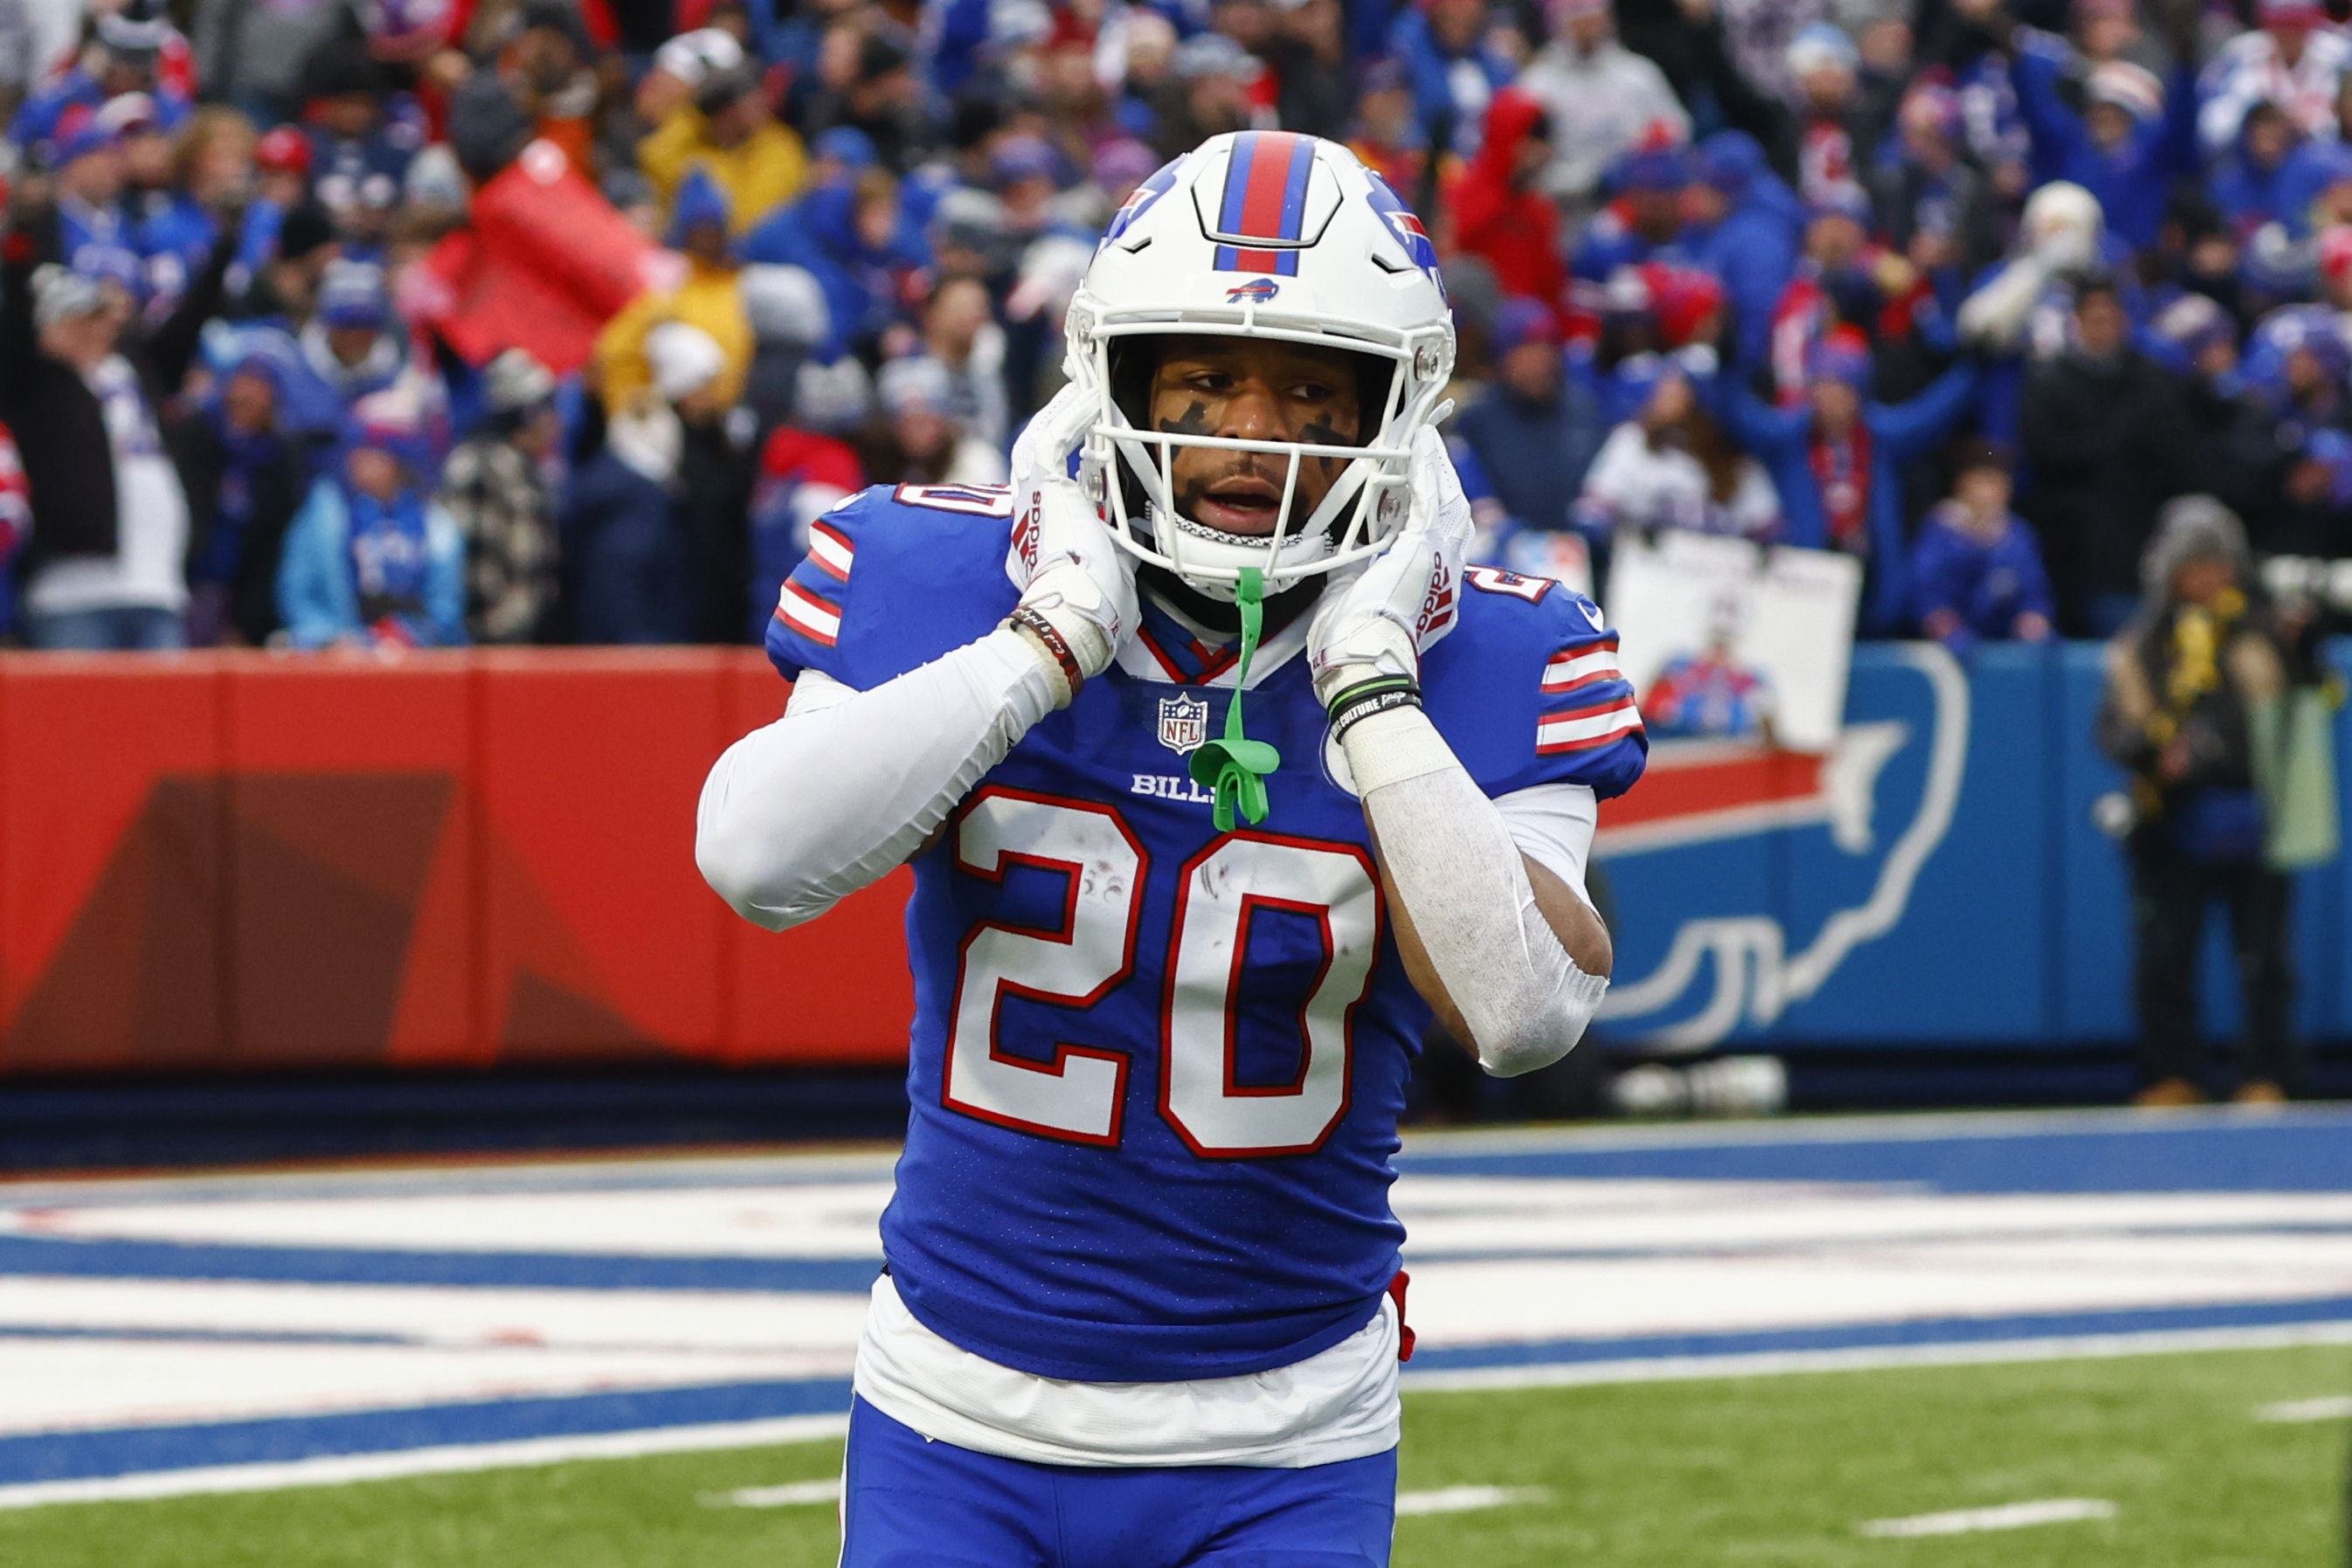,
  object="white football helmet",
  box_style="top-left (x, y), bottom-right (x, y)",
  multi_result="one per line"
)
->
top-left (1063, 132), bottom-right (1456, 601)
